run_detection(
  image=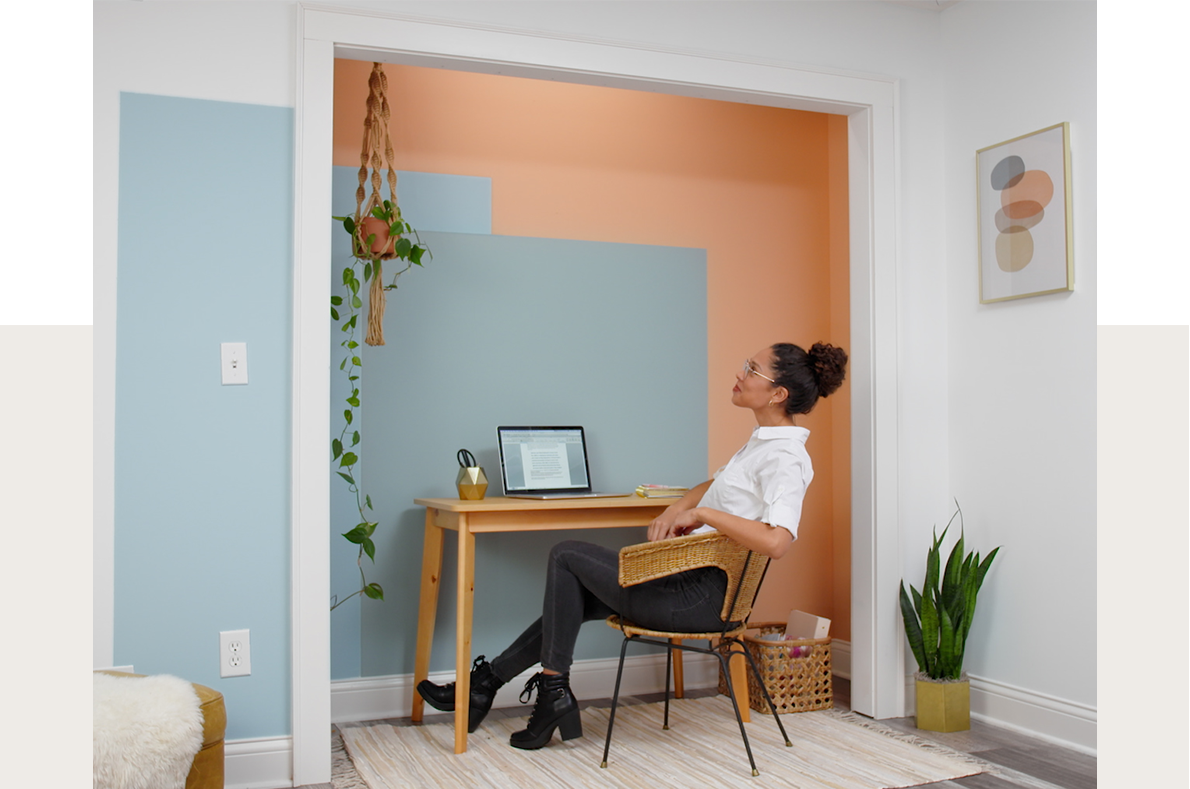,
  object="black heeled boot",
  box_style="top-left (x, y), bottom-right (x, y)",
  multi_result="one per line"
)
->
top-left (509, 672), bottom-right (582, 750)
top-left (415, 655), bottom-right (505, 733)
